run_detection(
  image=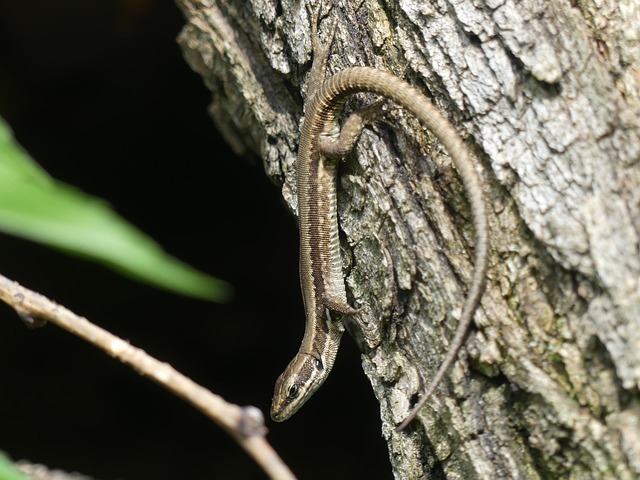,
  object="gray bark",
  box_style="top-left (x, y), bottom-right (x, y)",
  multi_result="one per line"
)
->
top-left (175, 0), bottom-right (640, 478)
